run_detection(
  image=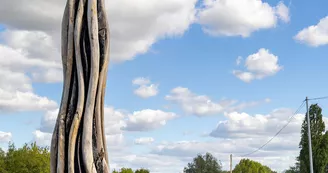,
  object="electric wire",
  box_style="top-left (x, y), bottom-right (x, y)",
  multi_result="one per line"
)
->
top-left (307, 96), bottom-right (328, 101)
top-left (236, 101), bottom-right (306, 157)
